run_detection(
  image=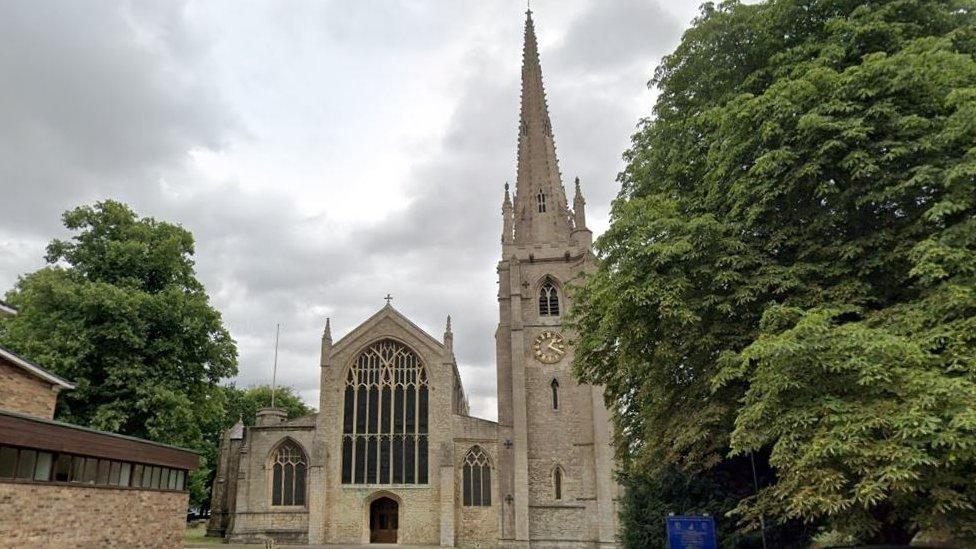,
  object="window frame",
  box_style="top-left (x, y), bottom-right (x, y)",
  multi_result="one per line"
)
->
top-left (269, 439), bottom-right (308, 507)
